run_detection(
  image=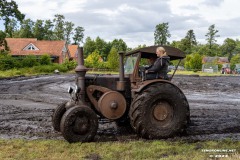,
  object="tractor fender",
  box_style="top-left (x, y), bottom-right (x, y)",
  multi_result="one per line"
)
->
top-left (132, 79), bottom-right (177, 93)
